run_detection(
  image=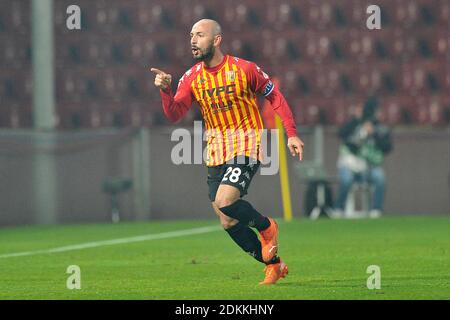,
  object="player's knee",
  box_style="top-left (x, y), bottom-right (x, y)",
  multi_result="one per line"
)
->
top-left (220, 215), bottom-right (238, 230)
top-left (214, 196), bottom-right (236, 209)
